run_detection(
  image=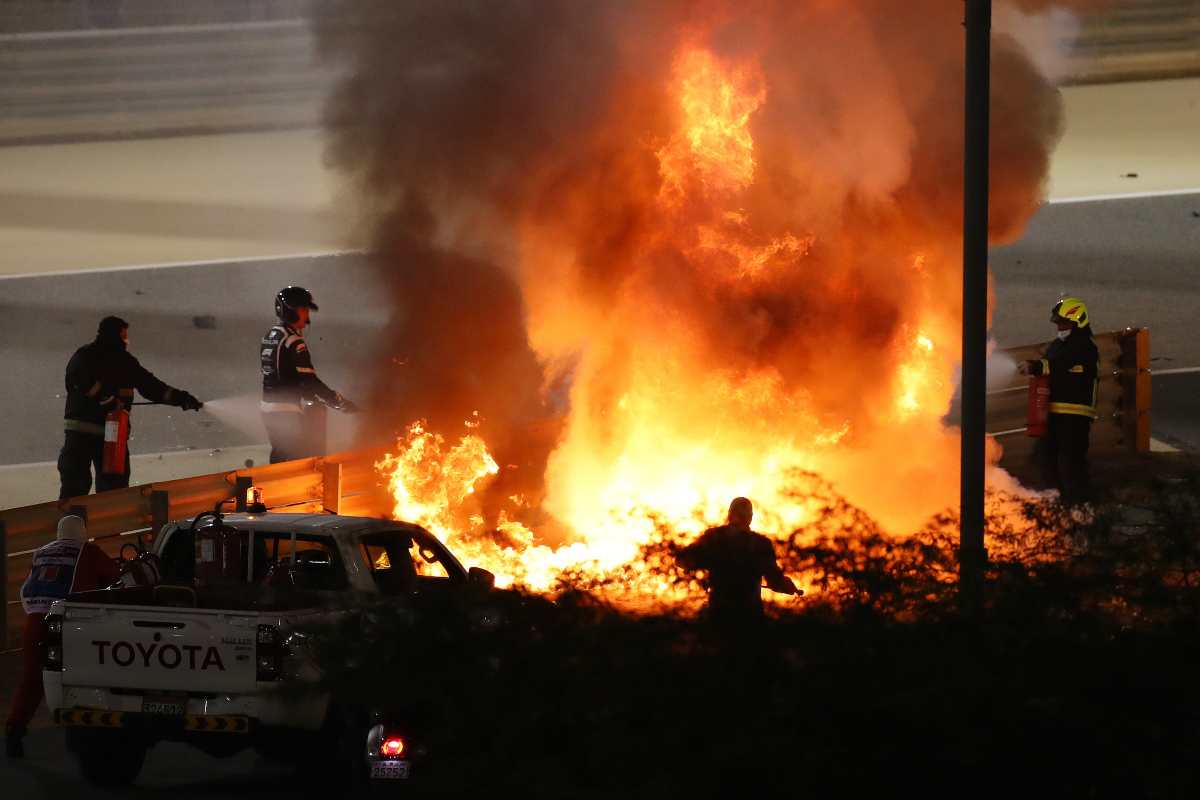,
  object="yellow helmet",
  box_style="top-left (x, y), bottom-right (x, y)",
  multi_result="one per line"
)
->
top-left (1051, 297), bottom-right (1089, 329)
